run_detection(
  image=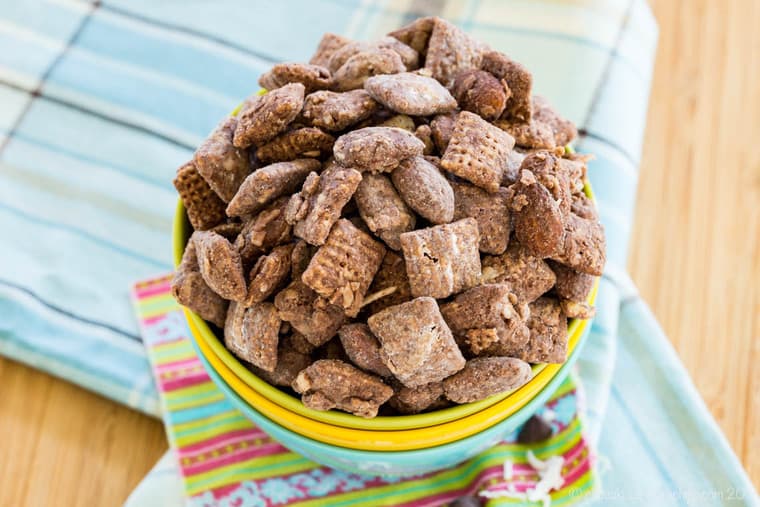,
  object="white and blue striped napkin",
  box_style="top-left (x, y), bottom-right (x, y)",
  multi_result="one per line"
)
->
top-left (1, 1), bottom-right (756, 504)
